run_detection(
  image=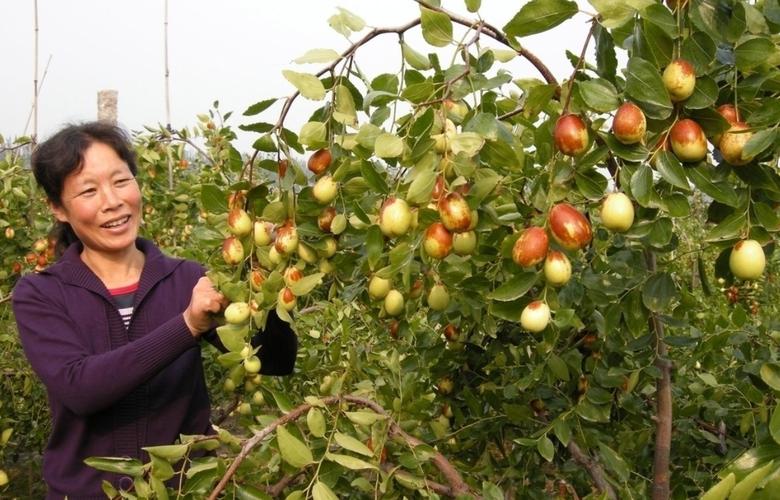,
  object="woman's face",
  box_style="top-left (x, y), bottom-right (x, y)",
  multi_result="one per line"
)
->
top-left (51, 141), bottom-right (142, 256)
